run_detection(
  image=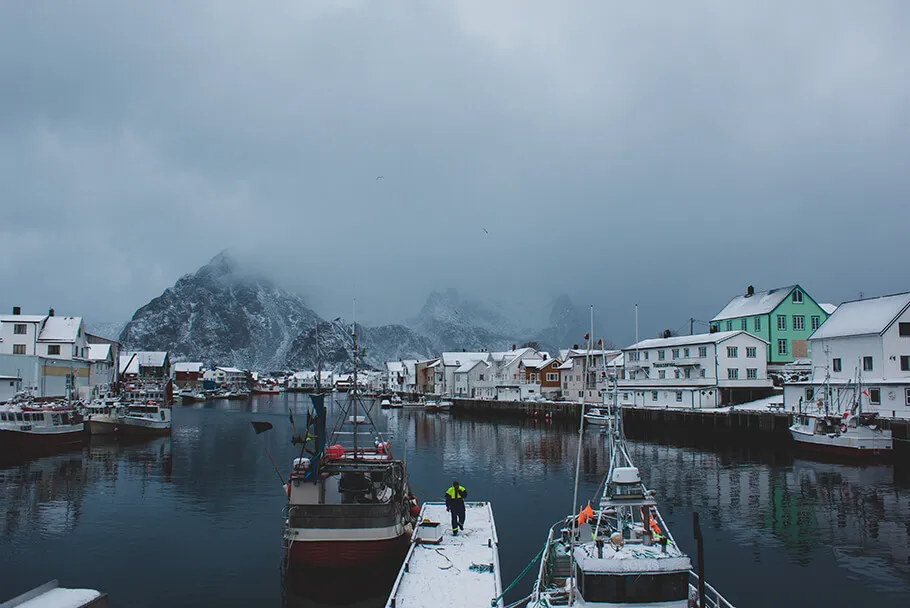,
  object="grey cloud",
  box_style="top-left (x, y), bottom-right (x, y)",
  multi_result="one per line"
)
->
top-left (1, 1), bottom-right (908, 345)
